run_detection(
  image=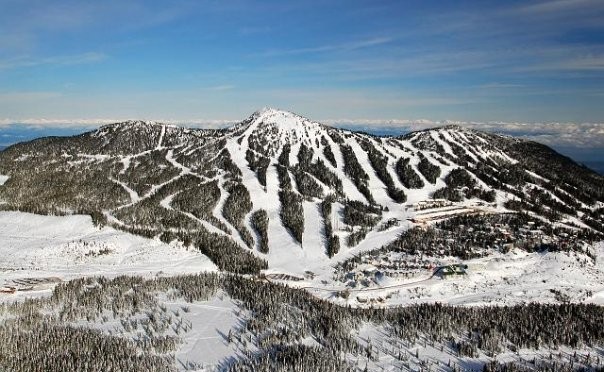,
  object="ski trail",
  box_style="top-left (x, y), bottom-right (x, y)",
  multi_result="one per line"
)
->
top-left (225, 119), bottom-right (305, 268)
top-left (323, 136), bottom-right (366, 202)
top-left (347, 137), bottom-right (392, 208)
top-left (430, 130), bottom-right (455, 158)
top-left (165, 148), bottom-right (191, 175)
top-left (109, 177), bottom-right (140, 204)
top-left (157, 124), bottom-right (166, 149)
top-left (159, 193), bottom-right (177, 210)
top-left (212, 178), bottom-right (248, 249)
top-left (119, 156), bottom-right (132, 175)
top-left (302, 201), bottom-right (326, 259)
top-left (182, 211), bottom-right (228, 237)
top-left (160, 191), bottom-right (232, 237)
